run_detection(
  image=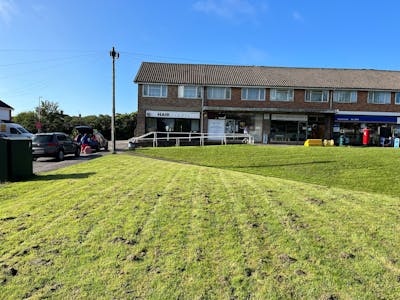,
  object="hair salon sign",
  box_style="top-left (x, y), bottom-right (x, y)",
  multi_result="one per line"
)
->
top-left (146, 110), bottom-right (200, 119)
